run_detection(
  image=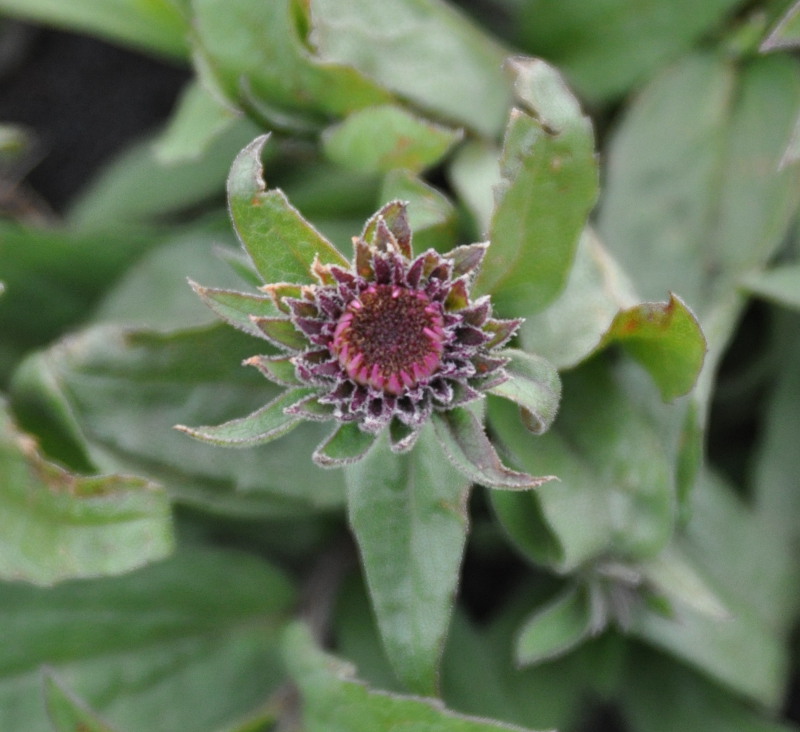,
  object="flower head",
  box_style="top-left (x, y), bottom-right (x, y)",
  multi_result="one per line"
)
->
top-left (249, 201), bottom-right (520, 452)
top-left (181, 198), bottom-right (551, 471)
